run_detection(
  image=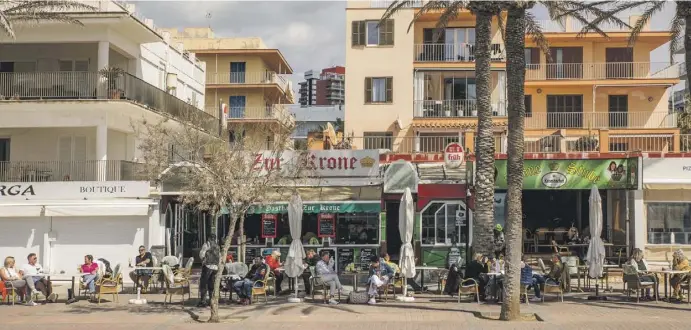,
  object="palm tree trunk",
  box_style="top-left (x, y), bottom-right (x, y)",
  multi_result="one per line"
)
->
top-left (500, 6), bottom-right (527, 321)
top-left (209, 212), bottom-right (240, 323)
top-left (472, 10), bottom-right (496, 256)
